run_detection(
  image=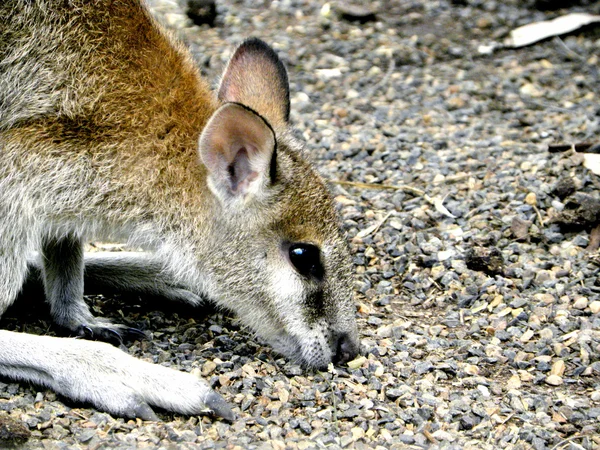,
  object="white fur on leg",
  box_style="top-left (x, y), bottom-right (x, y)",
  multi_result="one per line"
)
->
top-left (0, 330), bottom-right (233, 420)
